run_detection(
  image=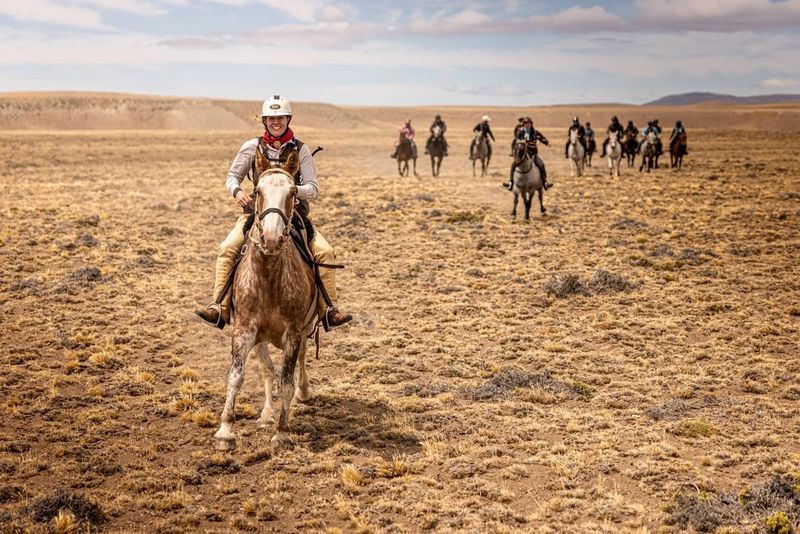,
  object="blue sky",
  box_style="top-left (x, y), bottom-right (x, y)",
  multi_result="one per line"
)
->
top-left (1, 0), bottom-right (799, 105)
